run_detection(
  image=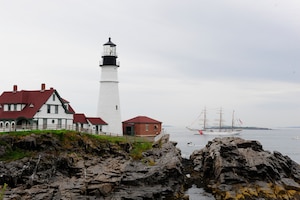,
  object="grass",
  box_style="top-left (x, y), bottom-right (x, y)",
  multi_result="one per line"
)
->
top-left (0, 183), bottom-right (7, 200)
top-left (85, 133), bottom-right (127, 143)
top-left (130, 141), bottom-right (153, 160)
top-left (0, 129), bottom-right (70, 136)
top-left (0, 130), bottom-right (154, 161)
top-left (0, 148), bottom-right (32, 162)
